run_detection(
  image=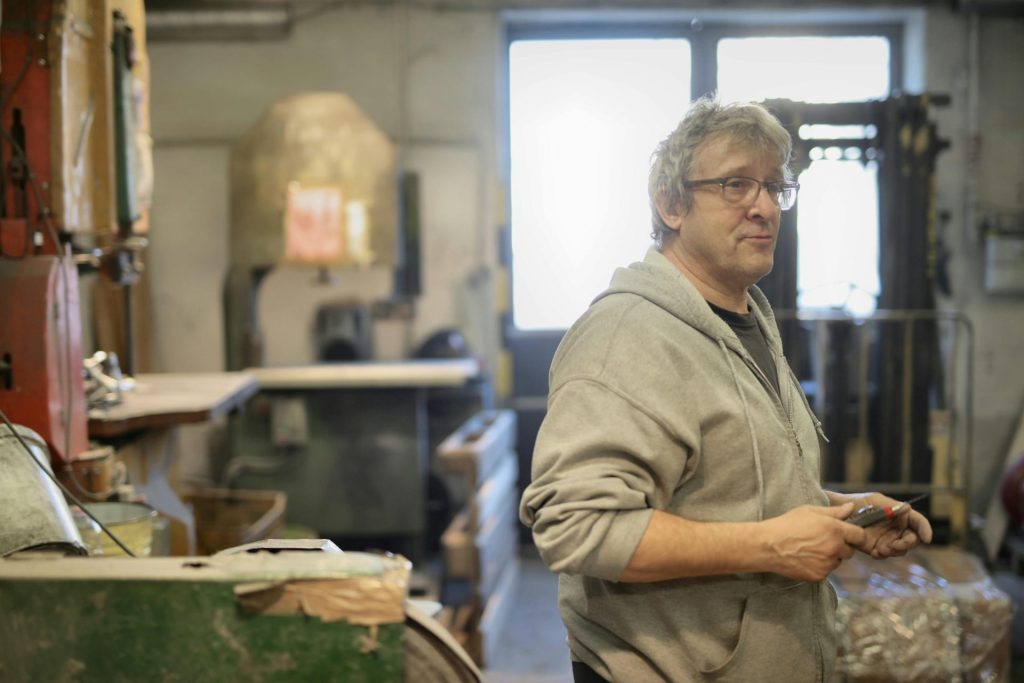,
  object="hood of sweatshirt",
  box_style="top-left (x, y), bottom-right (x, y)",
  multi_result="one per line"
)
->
top-left (593, 247), bottom-right (784, 365)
